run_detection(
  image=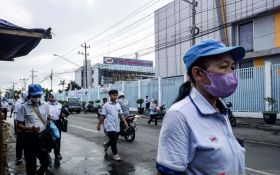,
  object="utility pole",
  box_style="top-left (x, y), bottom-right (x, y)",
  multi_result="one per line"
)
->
top-left (10, 82), bottom-right (17, 99)
top-left (50, 68), bottom-right (53, 91)
top-left (30, 69), bottom-right (37, 84)
top-left (183, 0), bottom-right (198, 45)
top-left (20, 78), bottom-right (29, 90)
top-left (78, 42), bottom-right (90, 89)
